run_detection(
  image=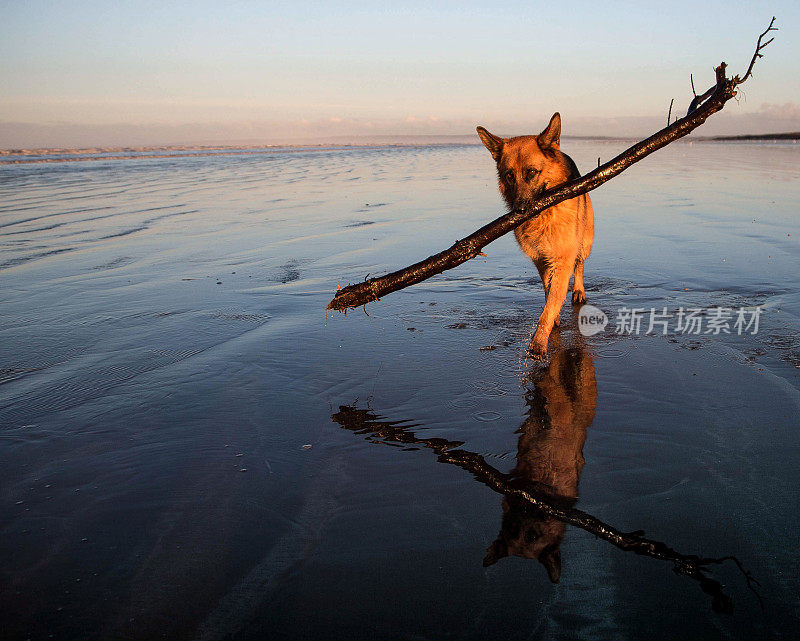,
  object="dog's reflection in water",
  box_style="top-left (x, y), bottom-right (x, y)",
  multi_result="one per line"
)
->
top-left (331, 333), bottom-right (748, 610)
top-left (483, 333), bottom-right (597, 582)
